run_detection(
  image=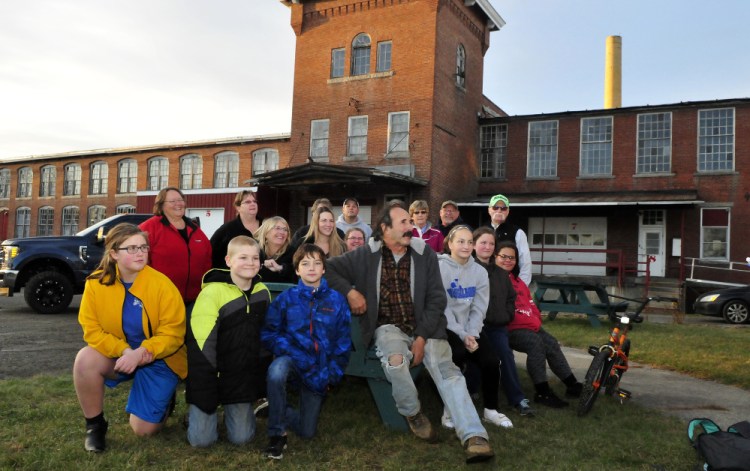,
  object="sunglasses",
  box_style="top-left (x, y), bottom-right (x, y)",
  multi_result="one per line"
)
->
top-left (412, 210), bottom-right (428, 214)
top-left (492, 205), bottom-right (509, 211)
